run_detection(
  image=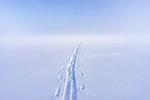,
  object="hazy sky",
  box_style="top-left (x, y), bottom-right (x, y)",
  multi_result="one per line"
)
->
top-left (0, 0), bottom-right (150, 35)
